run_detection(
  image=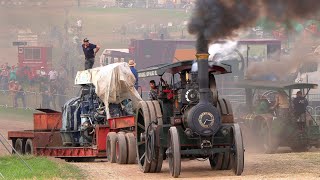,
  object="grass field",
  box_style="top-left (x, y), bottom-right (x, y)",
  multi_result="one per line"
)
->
top-left (0, 107), bottom-right (35, 122)
top-left (0, 6), bottom-right (191, 64)
top-left (0, 155), bottom-right (84, 179)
